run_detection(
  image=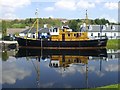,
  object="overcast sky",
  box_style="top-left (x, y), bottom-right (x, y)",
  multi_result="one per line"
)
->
top-left (1, 0), bottom-right (119, 23)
